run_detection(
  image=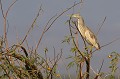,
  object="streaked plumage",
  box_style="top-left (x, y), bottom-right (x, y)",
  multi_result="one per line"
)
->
top-left (71, 14), bottom-right (100, 50)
